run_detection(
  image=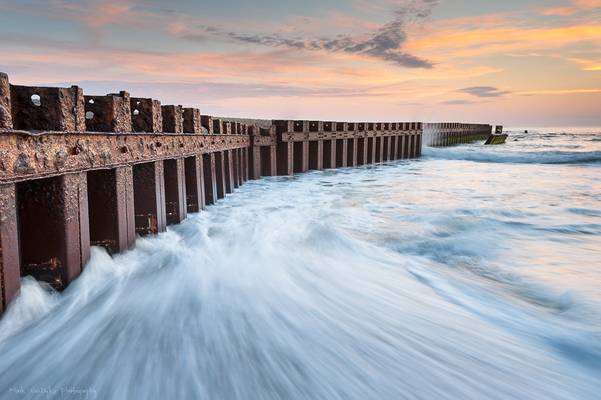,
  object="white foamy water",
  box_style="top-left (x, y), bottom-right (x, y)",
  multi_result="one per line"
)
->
top-left (0, 129), bottom-right (600, 399)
